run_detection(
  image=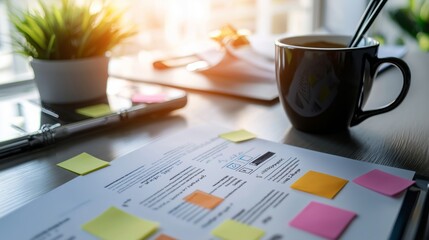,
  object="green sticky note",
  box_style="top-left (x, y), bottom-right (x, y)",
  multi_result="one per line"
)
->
top-left (57, 152), bottom-right (109, 175)
top-left (219, 129), bottom-right (256, 142)
top-left (211, 219), bottom-right (265, 240)
top-left (76, 104), bottom-right (113, 118)
top-left (83, 206), bottom-right (159, 240)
